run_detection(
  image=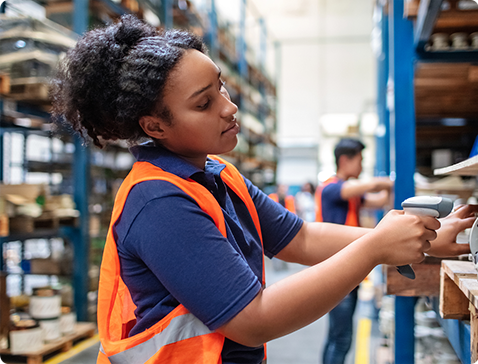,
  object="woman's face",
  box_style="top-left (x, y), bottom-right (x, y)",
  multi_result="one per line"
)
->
top-left (152, 49), bottom-right (239, 168)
